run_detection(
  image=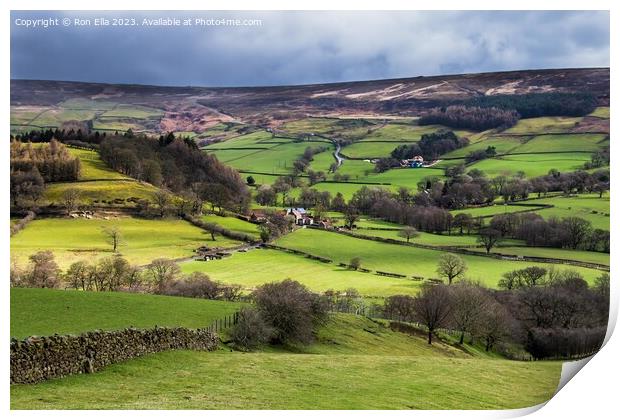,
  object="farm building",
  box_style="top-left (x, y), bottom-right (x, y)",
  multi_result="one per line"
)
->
top-left (401, 155), bottom-right (424, 168)
top-left (286, 208), bottom-right (314, 226)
